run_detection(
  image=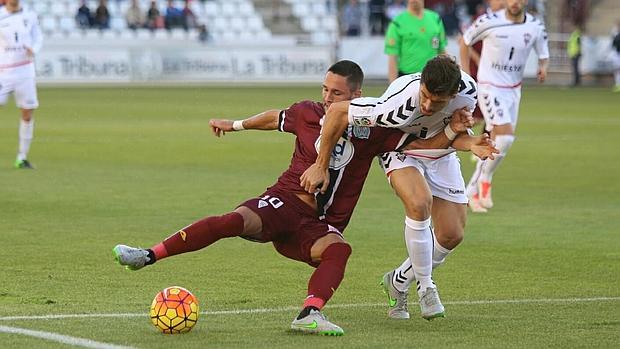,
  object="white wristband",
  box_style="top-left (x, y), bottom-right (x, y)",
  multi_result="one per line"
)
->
top-left (232, 120), bottom-right (245, 131)
top-left (444, 124), bottom-right (458, 141)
